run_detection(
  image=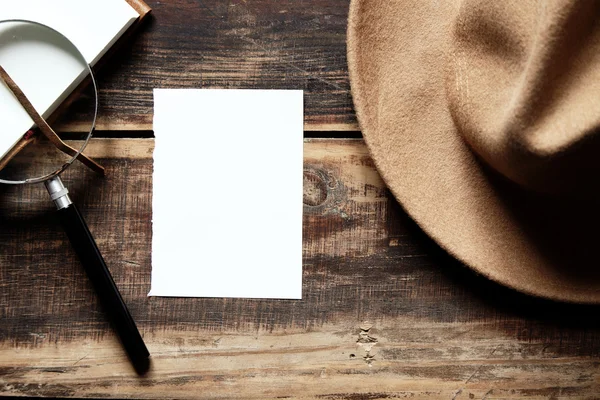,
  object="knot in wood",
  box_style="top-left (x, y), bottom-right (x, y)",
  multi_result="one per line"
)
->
top-left (303, 170), bottom-right (328, 206)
